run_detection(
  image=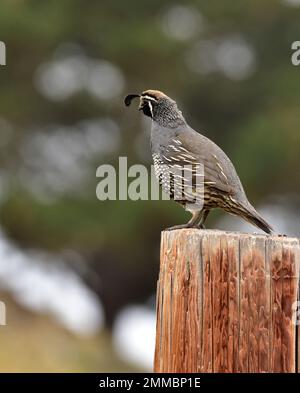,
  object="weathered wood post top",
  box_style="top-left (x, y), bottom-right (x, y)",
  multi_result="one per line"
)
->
top-left (154, 229), bottom-right (300, 373)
